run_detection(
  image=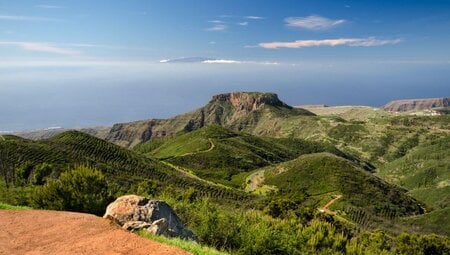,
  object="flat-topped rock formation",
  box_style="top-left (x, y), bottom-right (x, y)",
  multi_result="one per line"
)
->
top-left (106, 92), bottom-right (314, 147)
top-left (383, 97), bottom-right (449, 112)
